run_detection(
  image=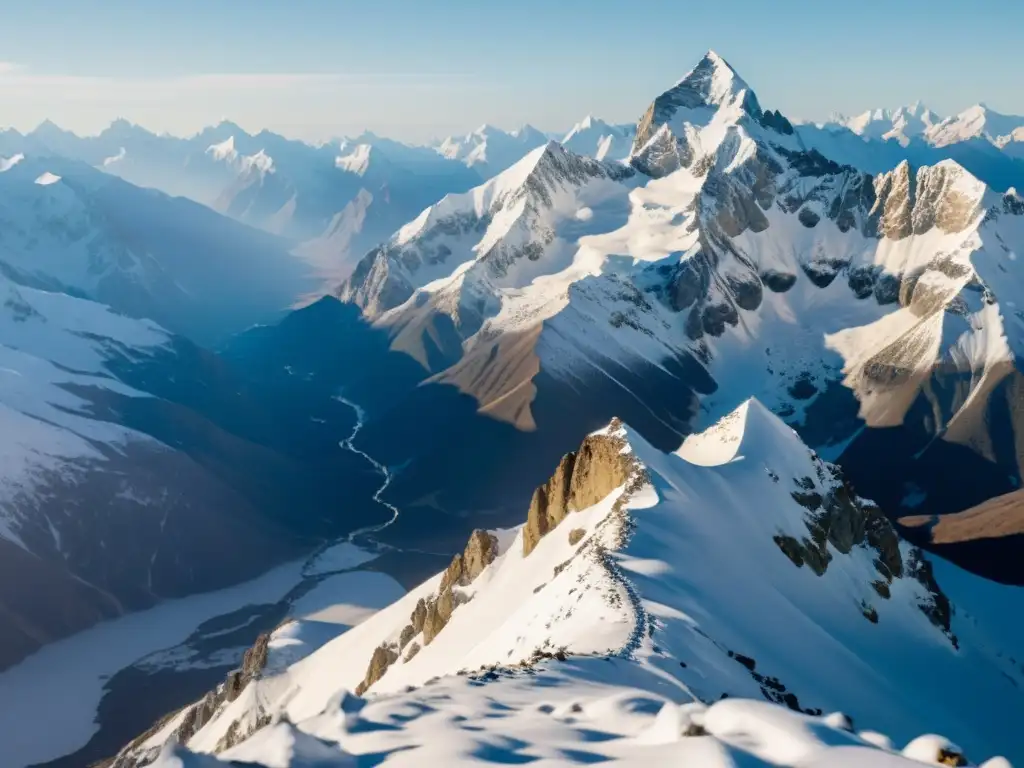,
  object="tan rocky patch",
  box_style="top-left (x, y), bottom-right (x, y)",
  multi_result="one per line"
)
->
top-left (523, 427), bottom-right (633, 556)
